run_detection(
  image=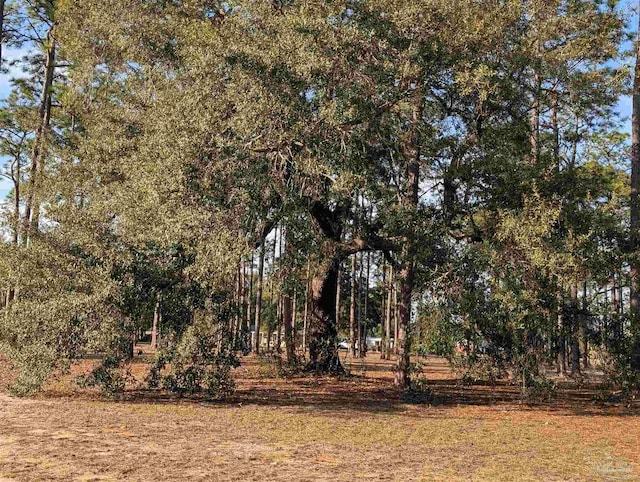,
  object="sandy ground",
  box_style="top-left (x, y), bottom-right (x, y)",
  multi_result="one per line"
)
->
top-left (0, 352), bottom-right (639, 481)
